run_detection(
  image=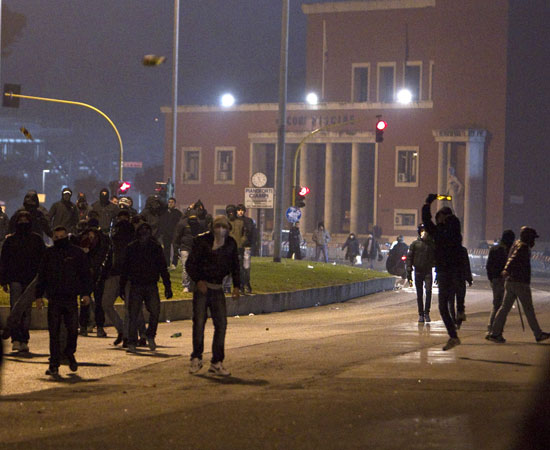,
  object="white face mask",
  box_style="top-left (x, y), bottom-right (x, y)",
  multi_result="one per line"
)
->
top-left (214, 227), bottom-right (227, 240)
